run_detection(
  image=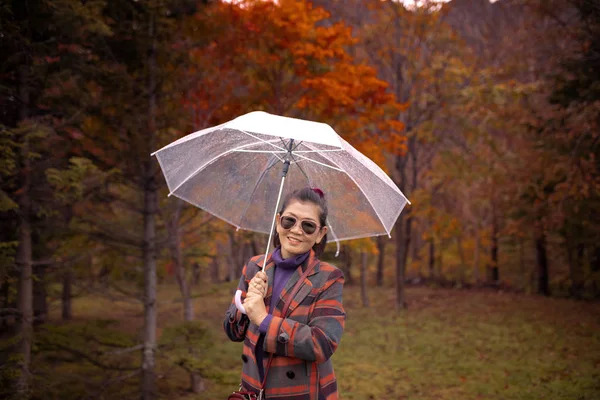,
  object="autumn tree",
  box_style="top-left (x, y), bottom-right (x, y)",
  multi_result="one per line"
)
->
top-left (529, 0), bottom-right (600, 296)
top-left (0, 1), bottom-right (110, 396)
top-left (185, 0), bottom-right (407, 272)
top-left (348, 0), bottom-right (473, 306)
top-left (68, 1), bottom-right (202, 397)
